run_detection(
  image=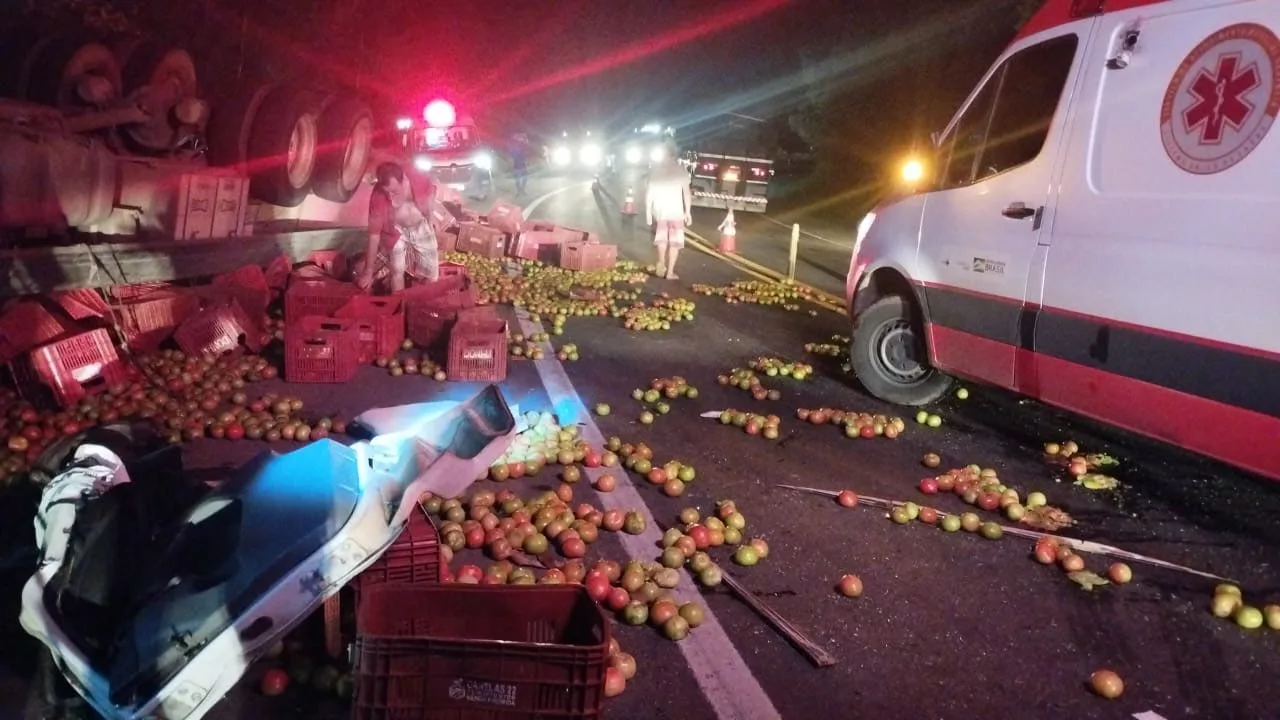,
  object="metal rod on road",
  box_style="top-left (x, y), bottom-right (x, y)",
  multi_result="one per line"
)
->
top-left (787, 223), bottom-right (799, 283)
